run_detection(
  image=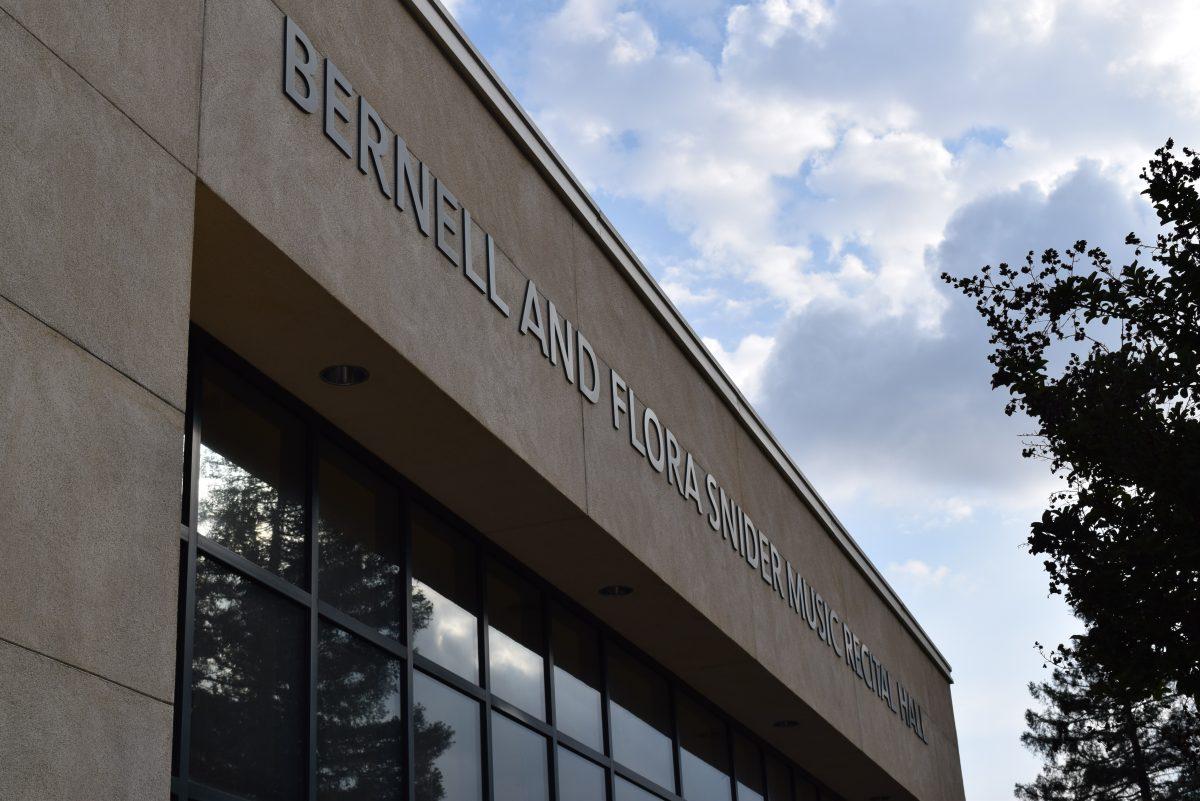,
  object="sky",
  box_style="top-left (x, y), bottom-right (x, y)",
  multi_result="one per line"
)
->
top-left (439, 1), bottom-right (1199, 797)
